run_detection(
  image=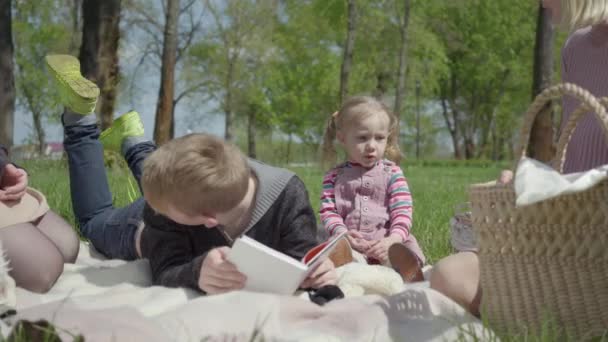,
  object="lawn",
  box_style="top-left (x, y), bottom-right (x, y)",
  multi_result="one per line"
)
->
top-left (23, 158), bottom-right (504, 264)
